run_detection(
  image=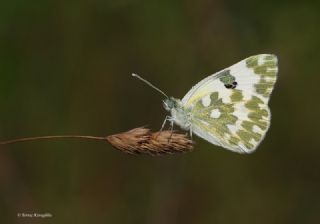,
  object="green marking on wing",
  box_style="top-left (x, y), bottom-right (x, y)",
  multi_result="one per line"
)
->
top-left (192, 91), bottom-right (238, 140)
top-left (218, 70), bottom-right (235, 85)
top-left (255, 78), bottom-right (275, 97)
top-left (245, 96), bottom-right (269, 130)
top-left (237, 130), bottom-right (255, 149)
top-left (246, 56), bottom-right (259, 67)
top-left (228, 136), bottom-right (241, 146)
top-left (246, 54), bottom-right (278, 98)
top-left (240, 120), bottom-right (263, 148)
top-left (229, 95), bottom-right (270, 150)
top-left (232, 95), bottom-right (269, 150)
top-left (231, 89), bottom-right (243, 102)
top-left (245, 95), bottom-right (263, 110)
top-left (191, 86), bottom-right (271, 152)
